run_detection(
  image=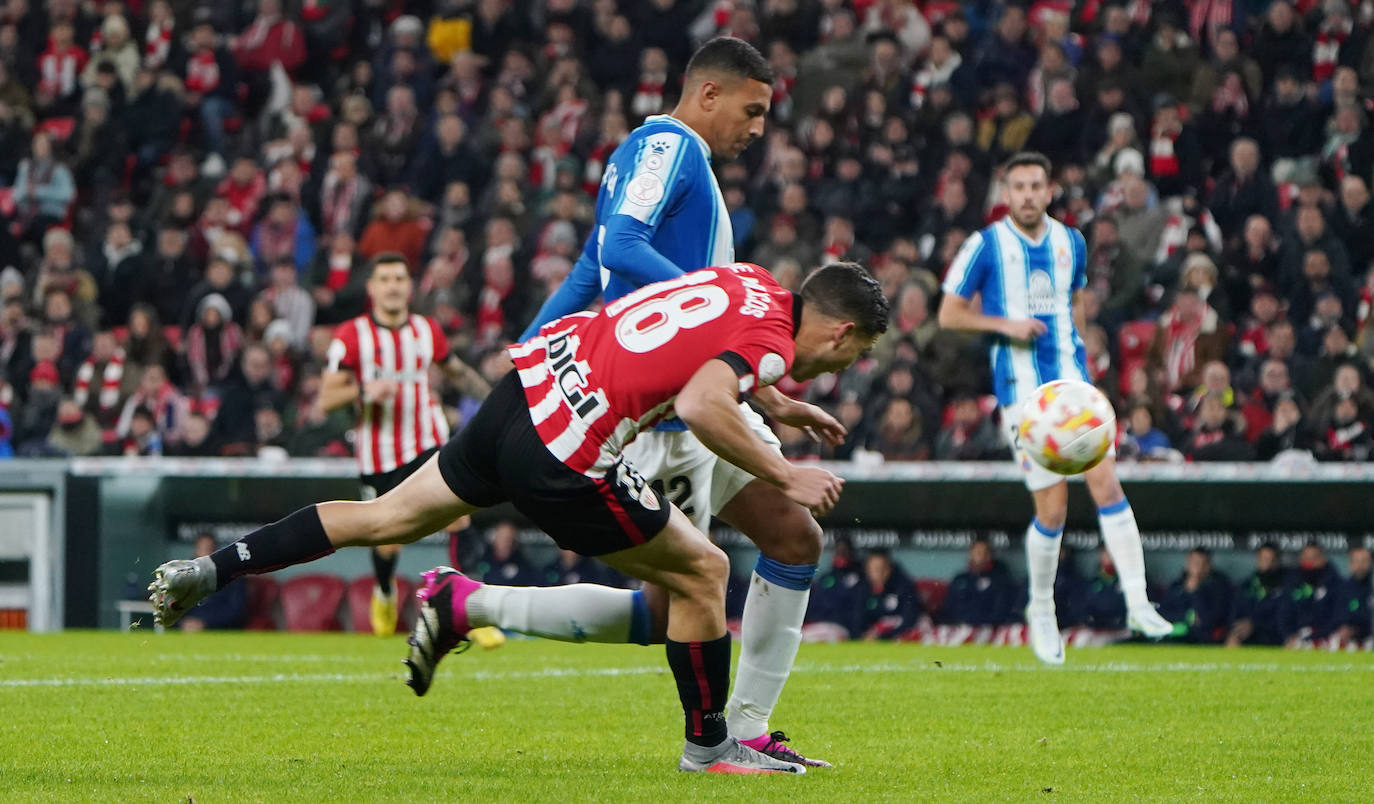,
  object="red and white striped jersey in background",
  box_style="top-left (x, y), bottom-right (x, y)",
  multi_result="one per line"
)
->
top-left (327, 314), bottom-right (451, 475)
